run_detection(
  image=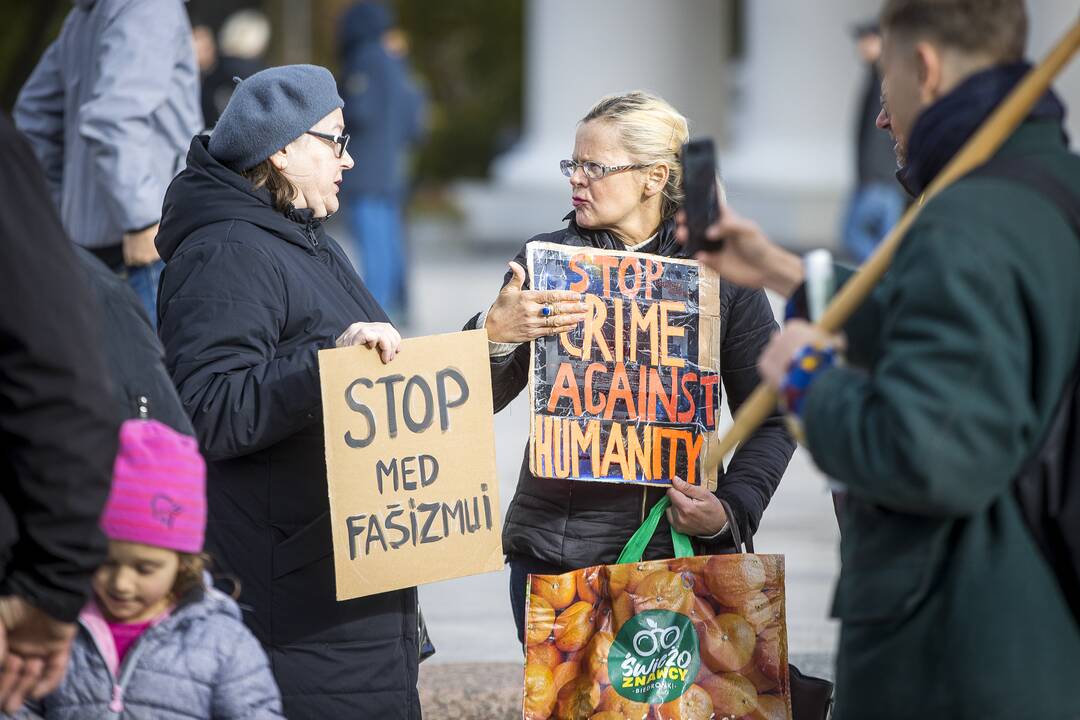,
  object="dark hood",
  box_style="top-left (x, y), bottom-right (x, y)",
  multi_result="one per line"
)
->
top-left (157, 136), bottom-right (322, 262)
top-left (339, 2), bottom-right (393, 51)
